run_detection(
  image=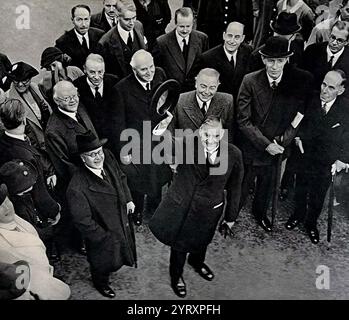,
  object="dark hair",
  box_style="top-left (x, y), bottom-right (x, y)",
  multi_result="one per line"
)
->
top-left (0, 99), bottom-right (26, 130)
top-left (333, 69), bottom-right (347, 86)
top-left (71, 4), bottom-right (91, 18)
top-left (175, 7), bottom-right (193, 24)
